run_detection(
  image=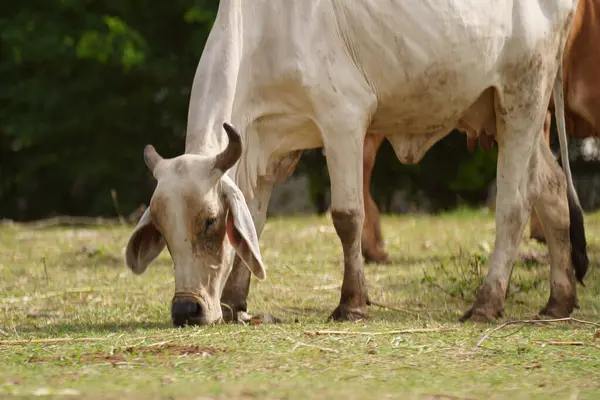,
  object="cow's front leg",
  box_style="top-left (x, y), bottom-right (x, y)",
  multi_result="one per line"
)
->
top-left (330, 210), bottom-right (368, 321)
top-left (324, 136), bottom-right (369, 322)
top-left (220, 178), bottom-right (274, 322)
